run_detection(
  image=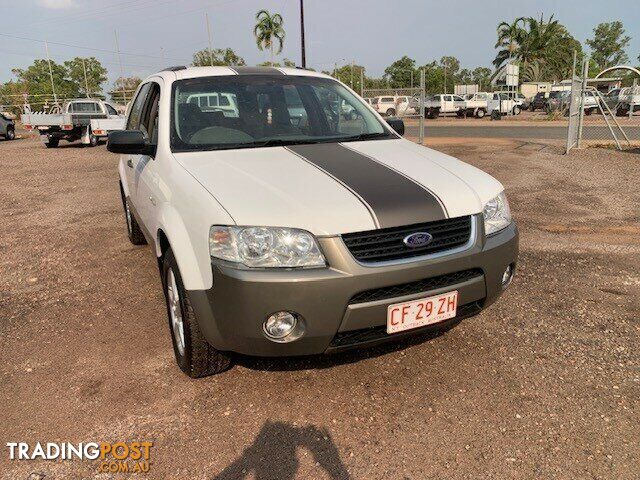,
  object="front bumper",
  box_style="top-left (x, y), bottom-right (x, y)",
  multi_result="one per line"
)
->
top-left (188, 215), bottom-right (518, 356)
